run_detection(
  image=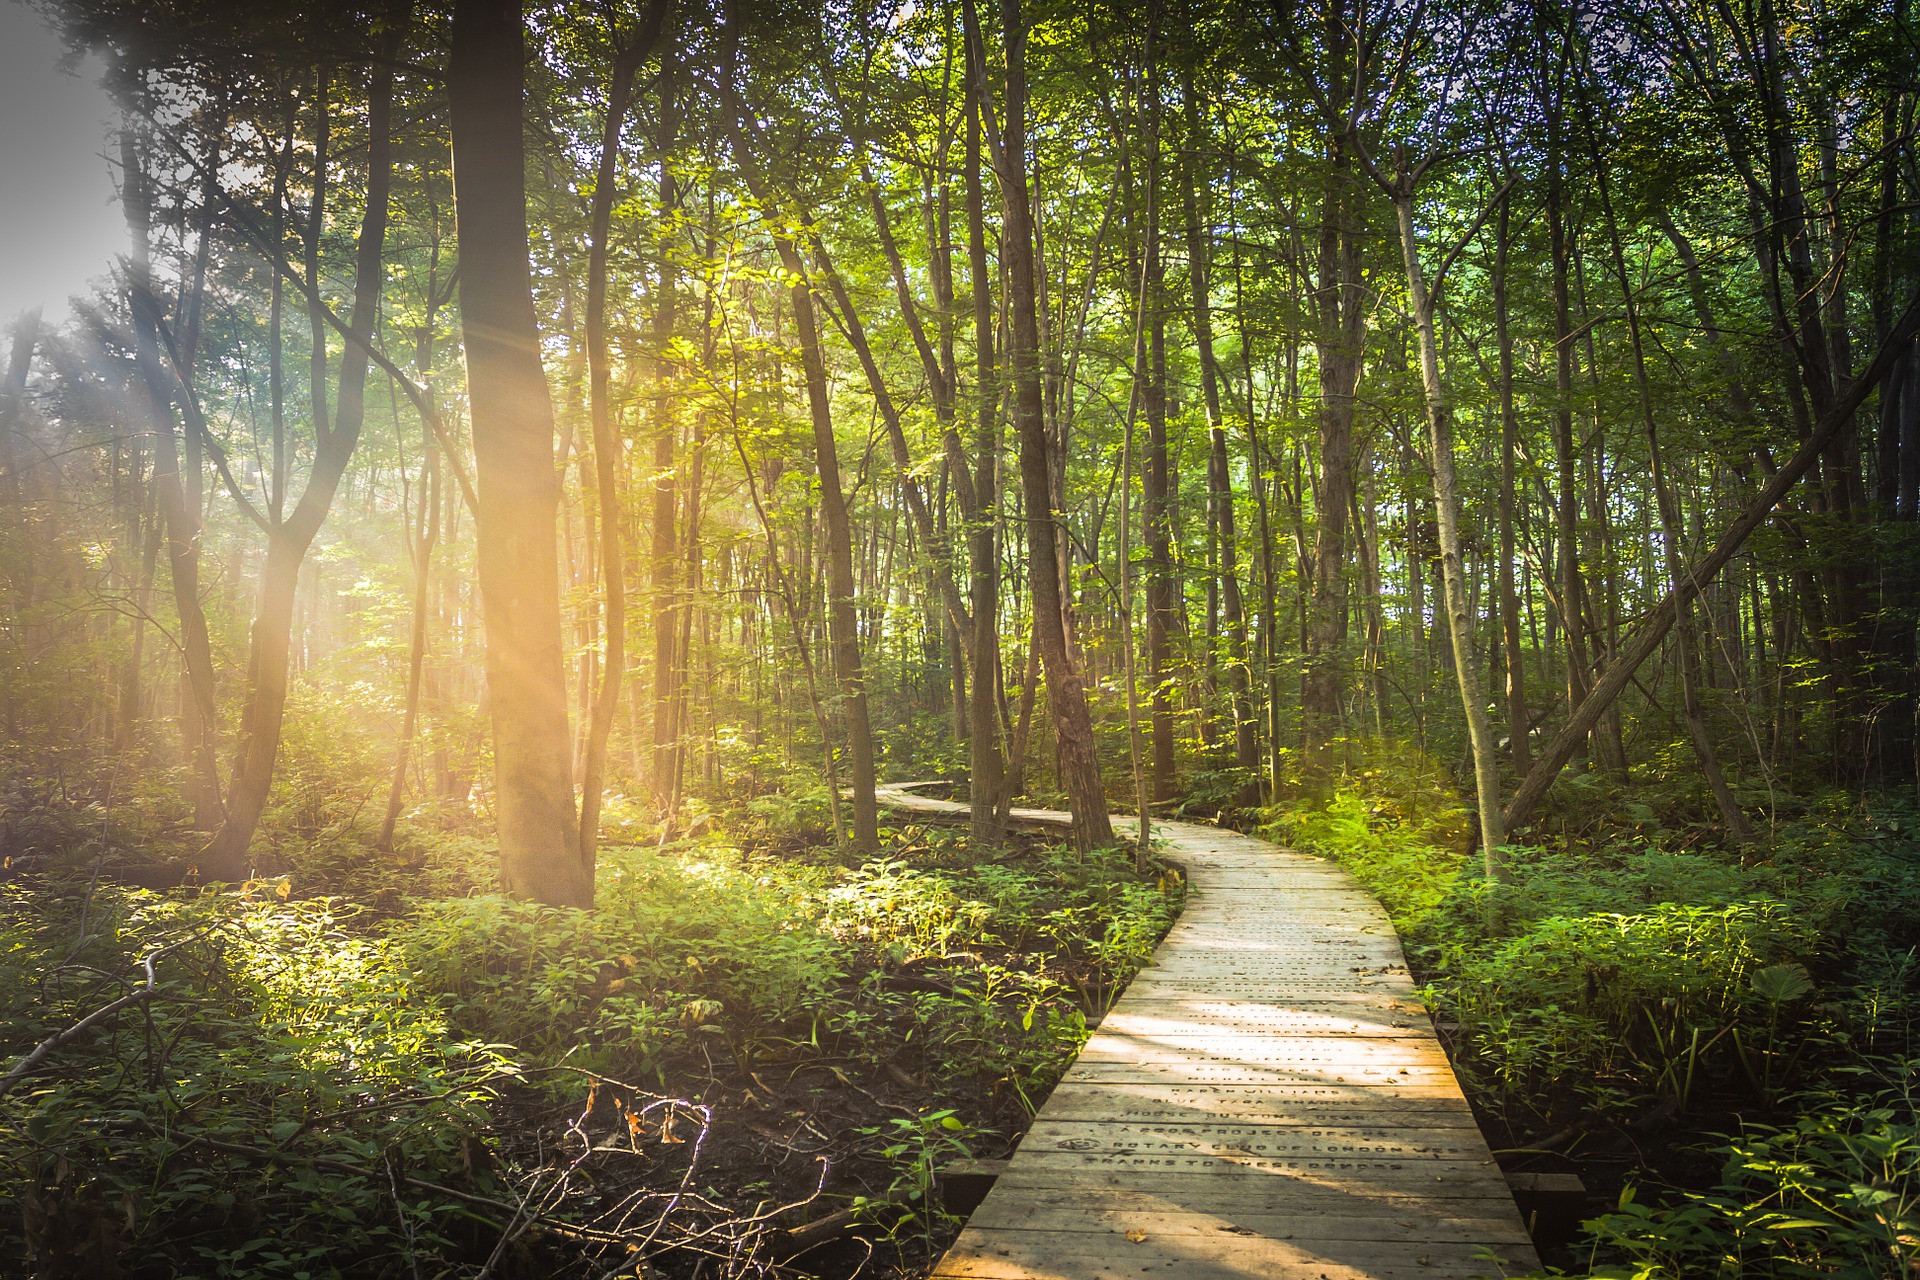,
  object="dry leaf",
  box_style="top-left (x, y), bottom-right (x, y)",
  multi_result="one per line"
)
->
top-left (1125, 1229), bottom-right (1148, 1243)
